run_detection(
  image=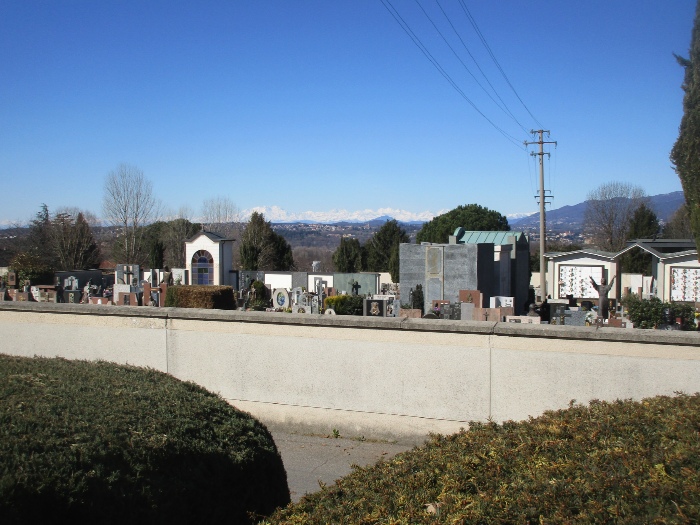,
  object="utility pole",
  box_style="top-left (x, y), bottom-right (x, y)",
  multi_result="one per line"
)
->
top-left (525, 130), bottom-right (556, 300)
